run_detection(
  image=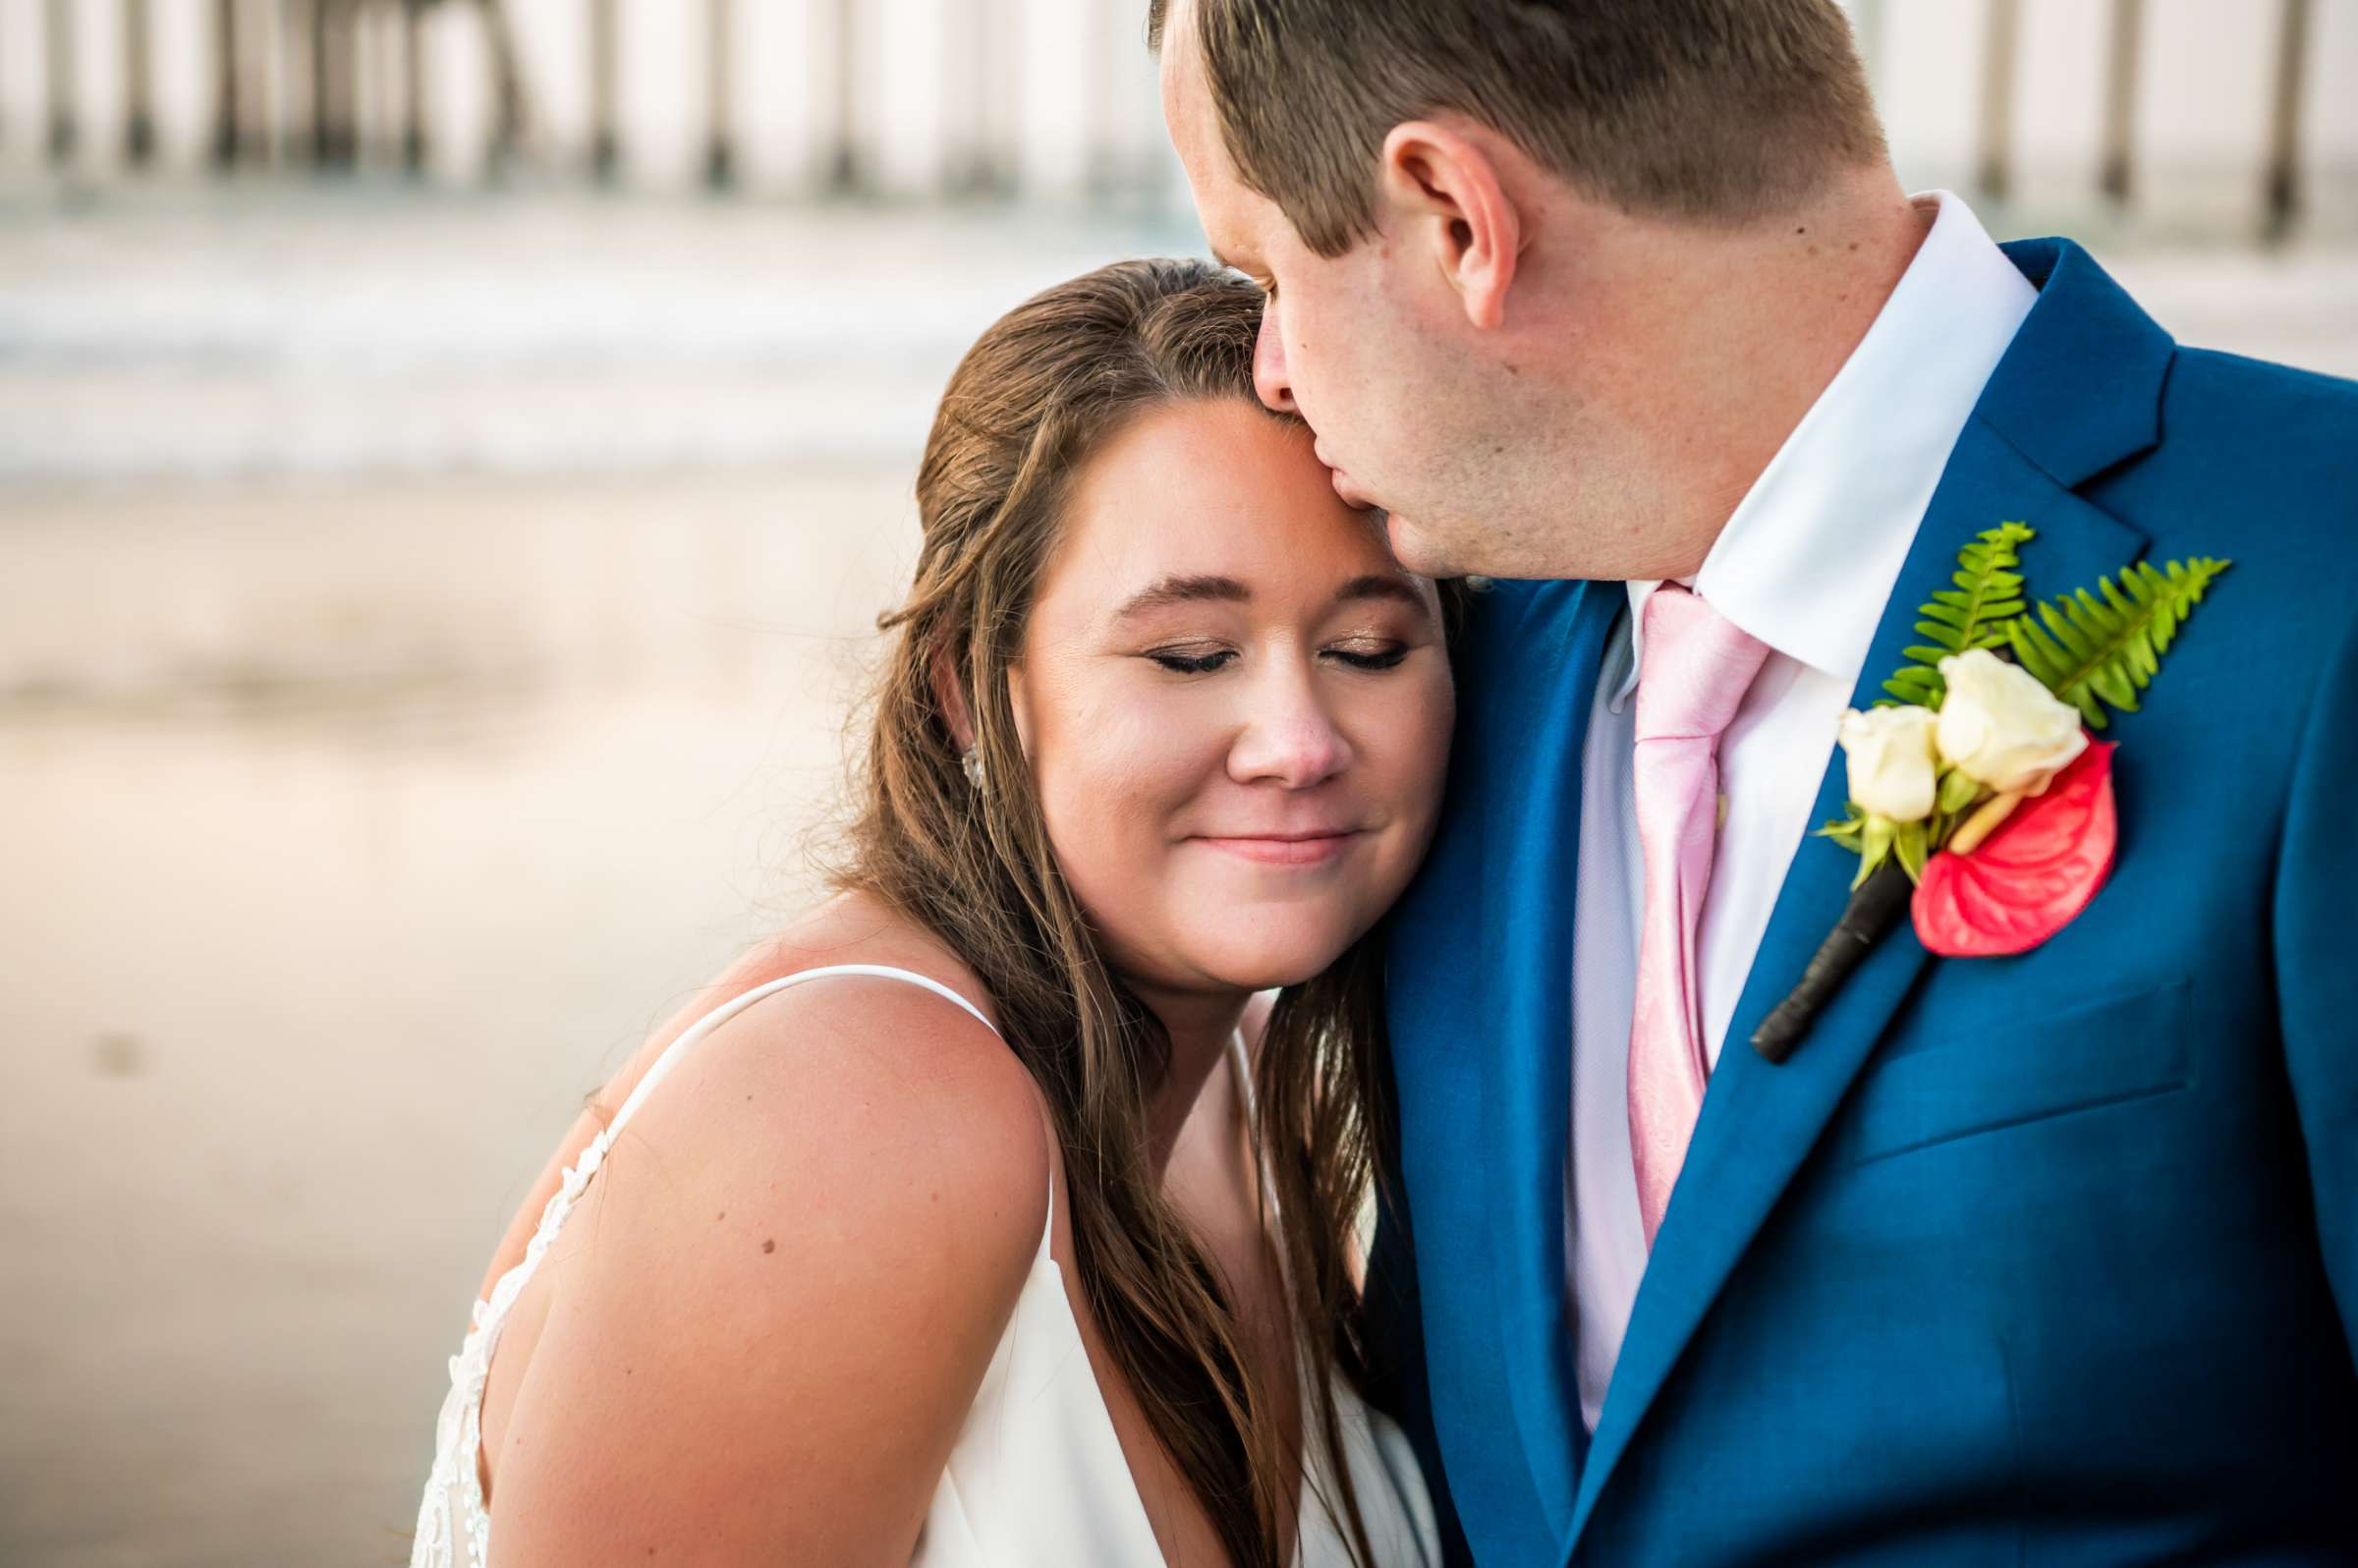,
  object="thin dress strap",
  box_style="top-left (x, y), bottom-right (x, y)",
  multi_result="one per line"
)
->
top-left (602, 964), bottom-right (1053, 1255)
top-left (605, 965), bottom-right (995, 1138)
